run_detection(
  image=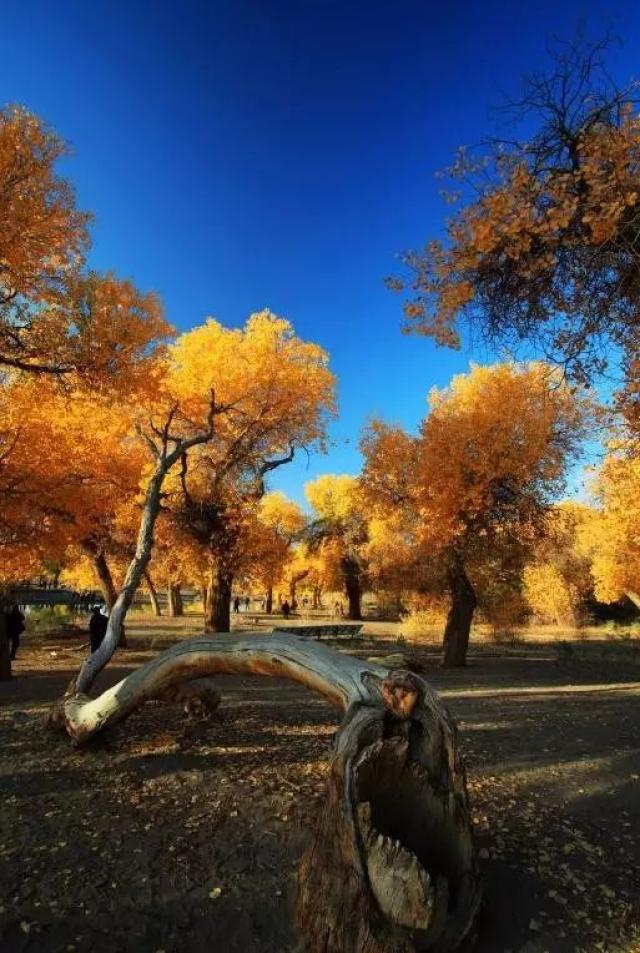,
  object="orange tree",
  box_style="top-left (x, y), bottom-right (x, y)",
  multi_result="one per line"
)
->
top-left (305, 474), bottom-right (369, 620)
top-left (0, 106), bottom-right (169, 377)
top-left (580, 445), bottom-right (640, 609)
top-left (162, 310), bottom-right (335, 632)
top-left (248, 492), bottom-right (306, 612)
top-left (522, 502), bottom-right (595, 626)
top-left (361, 363), bottom-right (587, 665)
top-left (390, 39), bottom-right (640, 427)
